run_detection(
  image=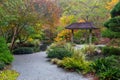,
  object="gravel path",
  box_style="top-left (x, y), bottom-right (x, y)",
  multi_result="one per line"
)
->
top-left (12, 52), bottom-right (90, 80)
